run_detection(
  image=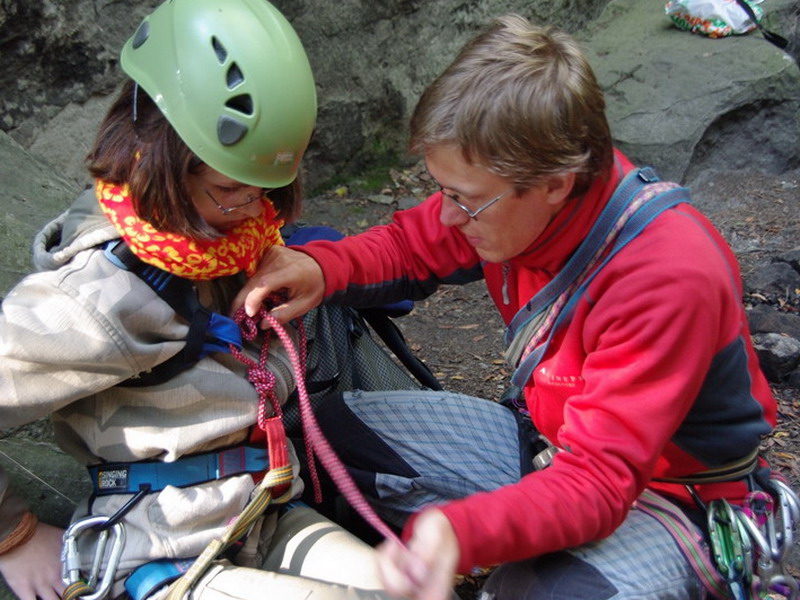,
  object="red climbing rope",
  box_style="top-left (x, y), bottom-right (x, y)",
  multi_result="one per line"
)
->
top-left (230, 306), bottom-right (402, 546)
